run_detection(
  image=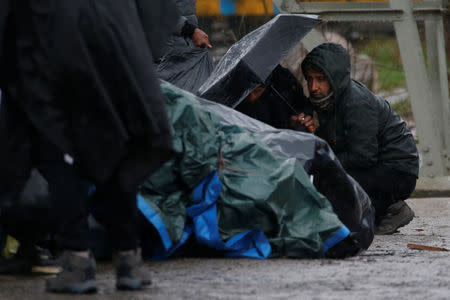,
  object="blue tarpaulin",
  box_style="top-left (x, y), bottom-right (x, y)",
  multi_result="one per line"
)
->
top-left (139, 172), bottom-right (273, 260)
